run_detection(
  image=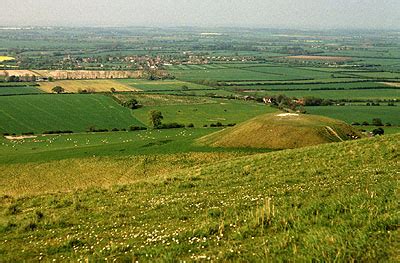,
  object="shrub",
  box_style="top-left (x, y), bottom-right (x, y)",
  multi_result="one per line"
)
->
top-left (129, 126), bottom-right (147, 131)
top-left (112, 128), bottom-right (120, 132)
top-left (158, 123), bottom-right (185, 129)
top-left (351, 122), bottom-right (360, 126)
top-left (187, 123), bottom-right (194, 128)
top-left (372, 128), bottom-right (384, 136)
top-left (362, 121), bottom-right (369, 126)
